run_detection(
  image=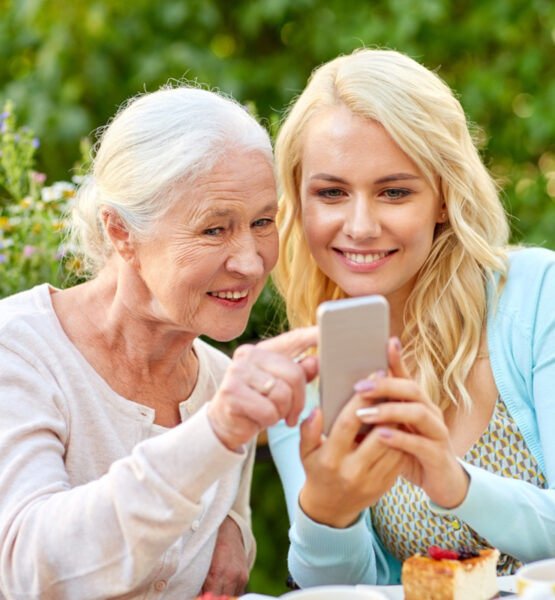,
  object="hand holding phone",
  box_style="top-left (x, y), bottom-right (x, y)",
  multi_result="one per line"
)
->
top-left (317, 295), bottom-right (389, 434)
